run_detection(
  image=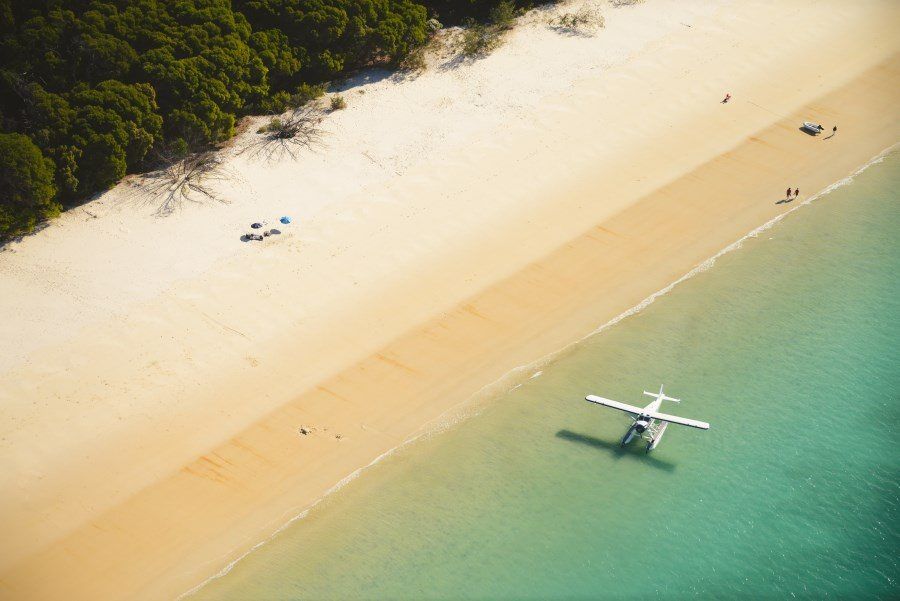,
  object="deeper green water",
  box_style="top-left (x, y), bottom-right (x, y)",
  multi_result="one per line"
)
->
top-left (195, 152), bottom-right (900, 600)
